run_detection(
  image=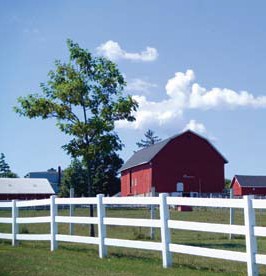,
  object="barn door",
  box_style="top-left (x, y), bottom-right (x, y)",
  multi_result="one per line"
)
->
top-left (182, 174), bottom-right (199, 194)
